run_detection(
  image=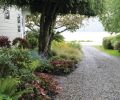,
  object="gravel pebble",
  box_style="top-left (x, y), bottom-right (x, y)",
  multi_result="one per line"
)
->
top-left (55, 46), bottom-right (120, 100)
